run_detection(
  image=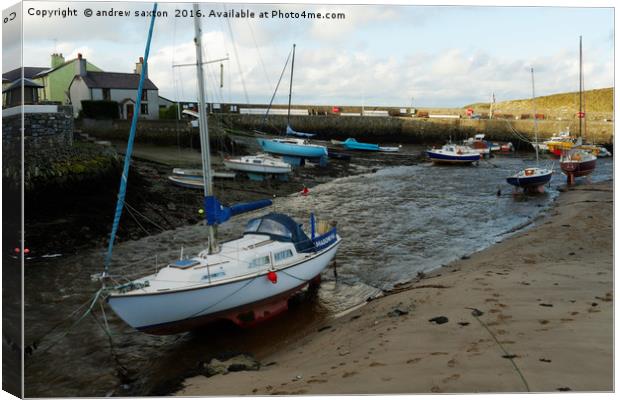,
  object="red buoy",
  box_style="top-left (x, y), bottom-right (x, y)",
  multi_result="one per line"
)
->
top-left (24, 248), bottom-right (30, 254)
top-left (301, 186), bottom-right (309, 196)
top-left (14, 247), bottom-right (20, 253)
top-left (267, 271), bottom-right (277, 284)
